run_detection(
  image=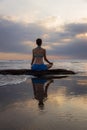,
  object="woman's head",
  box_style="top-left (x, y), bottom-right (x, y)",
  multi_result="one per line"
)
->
top-left (36, 38), bottom-right (42, 46)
